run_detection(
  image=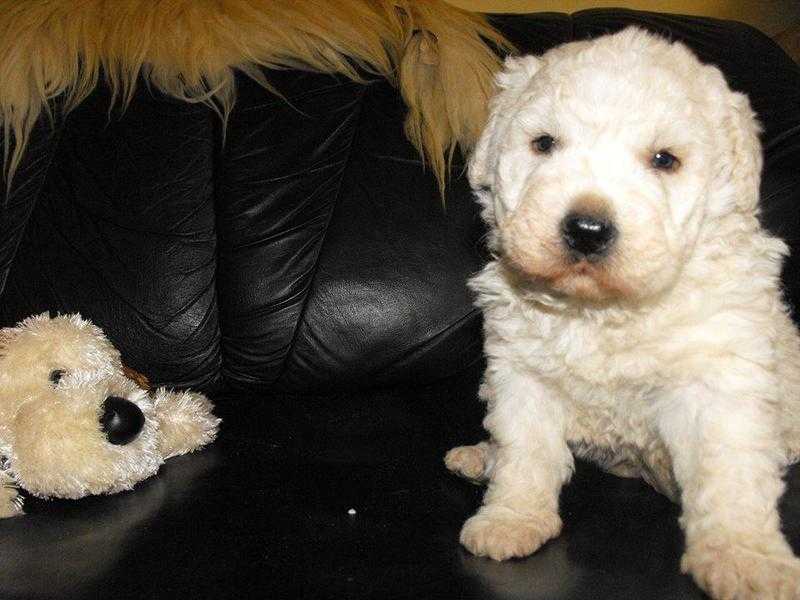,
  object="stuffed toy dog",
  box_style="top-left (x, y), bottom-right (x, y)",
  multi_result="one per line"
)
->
top-left (0, 313), bottom-right (220, 517)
